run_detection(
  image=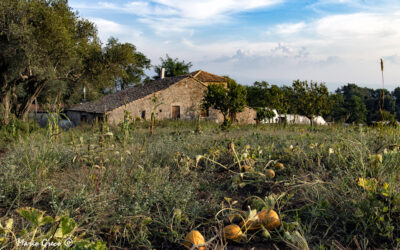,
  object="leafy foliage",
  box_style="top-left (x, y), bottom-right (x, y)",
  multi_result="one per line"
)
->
top-left (103, 37), bottom-right (151, 91)
top-left (291, 80), bottom-right (330, 125)
top-left (255, 108), bottom-right (276, 122)
top-left (246, 81), bottom-right (290, 115)
top-left (203, 77), bottom-right (247, 126)
top-left (332, 84), bottom-right (397, 124)
top-left (1, 207), bottom-right (105, 249)
top-left (0, 0), bottom-right (150, 123)
top-left (153, 54), bottom-right (192, 79)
